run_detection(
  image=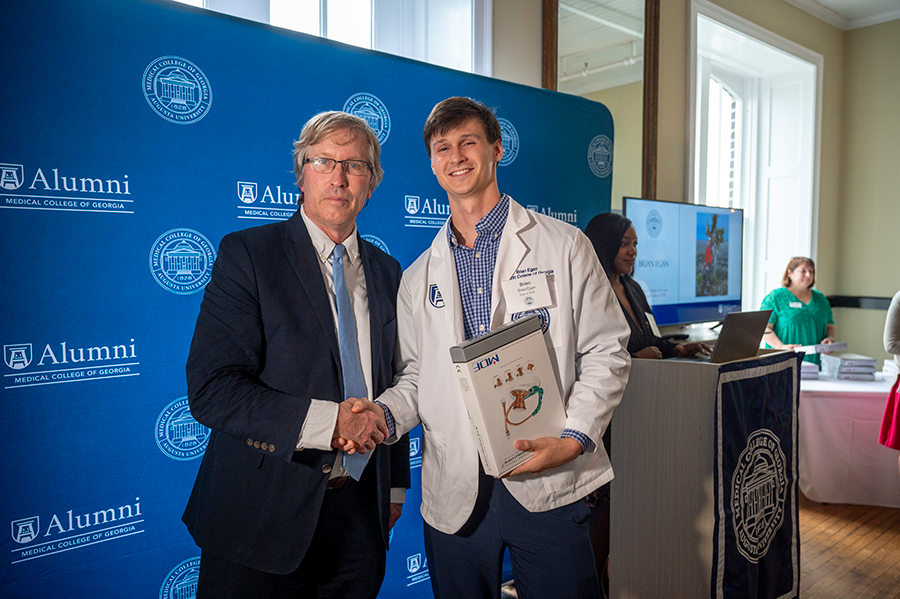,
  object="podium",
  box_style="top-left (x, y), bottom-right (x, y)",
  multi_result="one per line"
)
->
top-left (609, 352), bottom-right (801, 599)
